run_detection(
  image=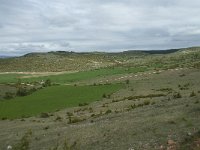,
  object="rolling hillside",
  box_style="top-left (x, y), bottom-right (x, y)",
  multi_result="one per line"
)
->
top-left (0, 47), bottom-right (200, 72)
